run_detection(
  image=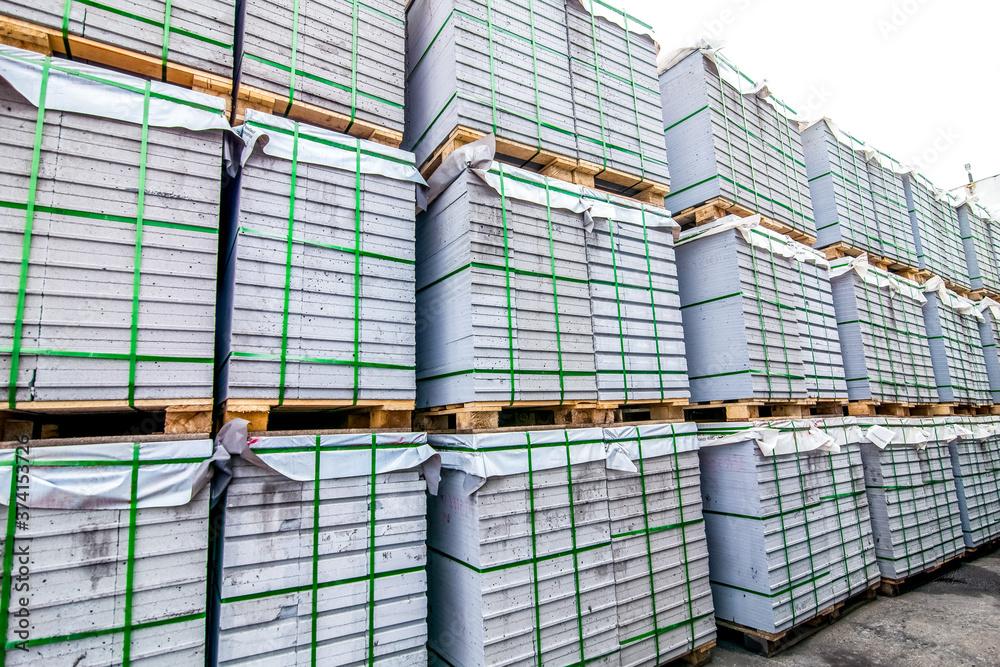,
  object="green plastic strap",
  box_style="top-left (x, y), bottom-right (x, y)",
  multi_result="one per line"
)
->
top-left (159, 0), bottom-right (173, 81)
top-left (618, 11), bottom-right (645, 182)
top-left (309, 435), bottom-right (321, 665)
top-left (351, 140), bottom-right (363, 405)
top-left (484, 0), bottom-right (500, 134)
top-left (524, 433), bottom-right (543, 660)
top-left (639, 210), bottom-right (666, 401)
top-left (127, 82), bottom-right (153, 407)
top-left (670, 428), bottom-right (697, 648)
top-left (0, 450), bottom-right (23, 666)
top-left (366, 434), bottom-right (377, 666)
top-left (277, 123), bottom-right (300, 405)
top-left (605, 218), bottom-right (630, 402)
top-left (7, 57), bottom-right (50, 409)
top-left (121, 443), bottom-right (141, 665)
top-left (284, 0), bottom-right (302, 117)
top-left (497, 166), bottom-right (516, 405)
top-left (60, 0), bottom-right (74, 58)
top-left (788, 431), bottom-right (822, 615)
top-left (542, 180), bottom-right (567, 403)
top-left (562, 433), bottom-right (586, 663)
top-left (523, 0), bottom-right (545, 165)
top-left (634, 430), bottom-right (662, 656)
top-left (344, 0), bottom-right (361, 132)
top-left (584, 7), bottom-right (610, 177)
